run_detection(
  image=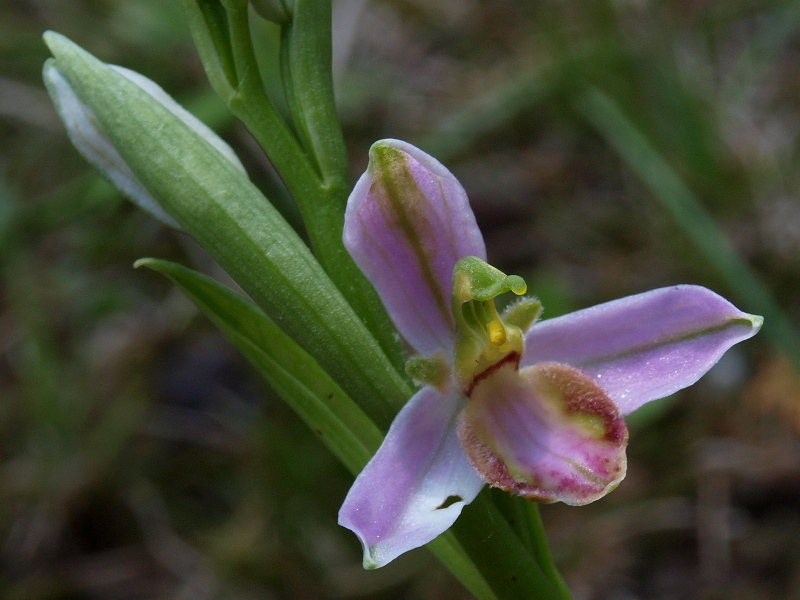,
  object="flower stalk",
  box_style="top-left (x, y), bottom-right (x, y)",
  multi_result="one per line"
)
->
top-left (180, 0), bottom-right (406, 372)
